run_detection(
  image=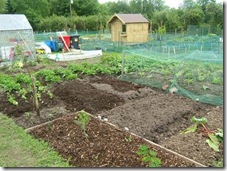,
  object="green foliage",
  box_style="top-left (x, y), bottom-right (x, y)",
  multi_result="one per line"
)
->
top-left (206, 133), bottom-right (219, 152)
top-left (206, 128), bottom-right (223, 152)
top-left (213, 158), bottom-right (223, 167)
top-left (38, 15), bottom-right (109, 32)
top-left (74, 111), bottom-right (90, 140)
top-left (0, 113), bottom-right (70, 167)
top-left (184, 8), bottom-right (205, 25)
top-left (0, 74), bottom-right (21, 93)
top-left (1, 0), bottom-right (223, 33)
top-left (67, 59), bottom-right (117, 76)
top-left (215, 128), bottom-right (223, 141)
top-left (7, 93), bottom-right (18, 106)
top-left (15, 73), bottom-right (32, 85)
top-left (36, 69), bottom-right (61, 83)
top-left (191, 116), bottom-right (208, 124)
top-left (136, 145), bottom-right (161, 167)
top-left (181, 116), bottom-right (208, 134)
top-left (158, 26), bottom-right (166, 35)
top-left (182, 116), bottom-right (223, 152)
top-left (53, 68), bottom-right (77, 80)
top-left (212, 77), bottom-right (222, 85)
